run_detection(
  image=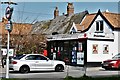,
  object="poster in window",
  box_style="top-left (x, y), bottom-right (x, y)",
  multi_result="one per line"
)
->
top-left (93, 44), bottom-right (98, 54)
top-left (78, 43), bottom-right (82, 52)
top-left (103, 44), bottom-right (109, 54)
top-left (77, 52), bottom-right (84, 65)
top-left (71, 47), bottom-right (77, 64)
